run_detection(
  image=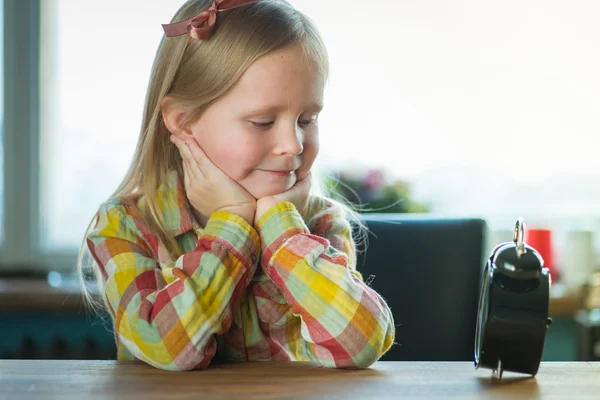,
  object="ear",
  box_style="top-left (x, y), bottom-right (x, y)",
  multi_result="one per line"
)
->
top-left (160, 96), bottom-right (194, 139)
